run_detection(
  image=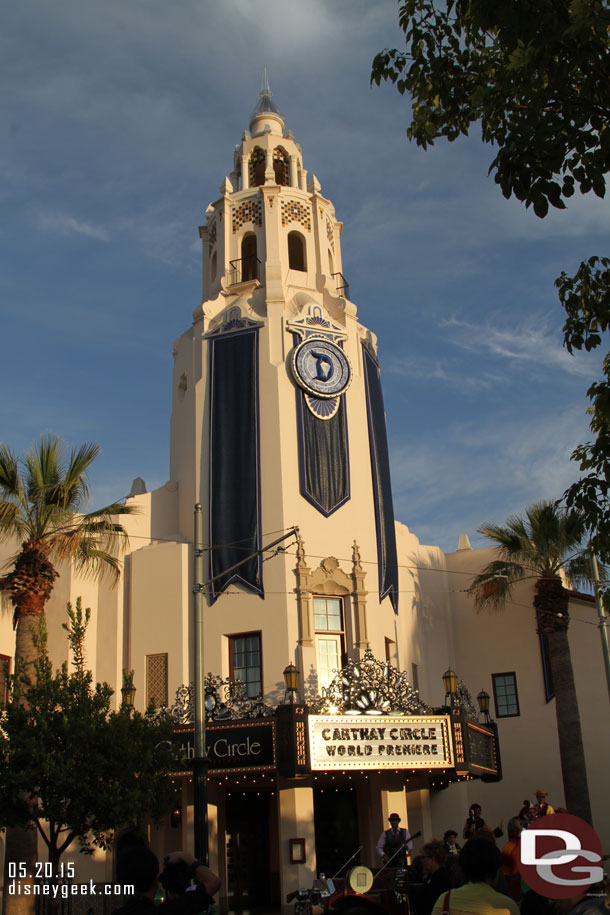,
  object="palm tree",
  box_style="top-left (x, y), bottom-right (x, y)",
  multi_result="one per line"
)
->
top-left (0, 434), bottom-right (135, 670)
top-left (468, 500), bottom-right (592, 824)
top-left (0, 435), bottom-right (135, 913)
